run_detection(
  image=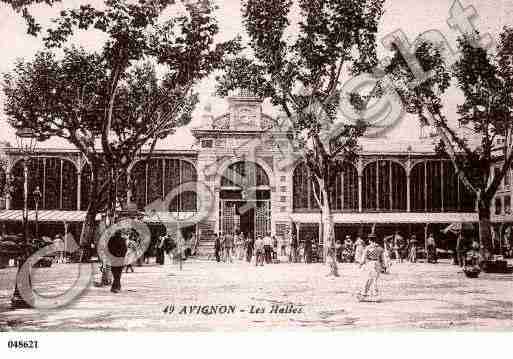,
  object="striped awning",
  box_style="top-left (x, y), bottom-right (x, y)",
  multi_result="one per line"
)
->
top-left (290, 212), bottom-right (479, 224)
top-left (0, 210), bottom-right (88, 223)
